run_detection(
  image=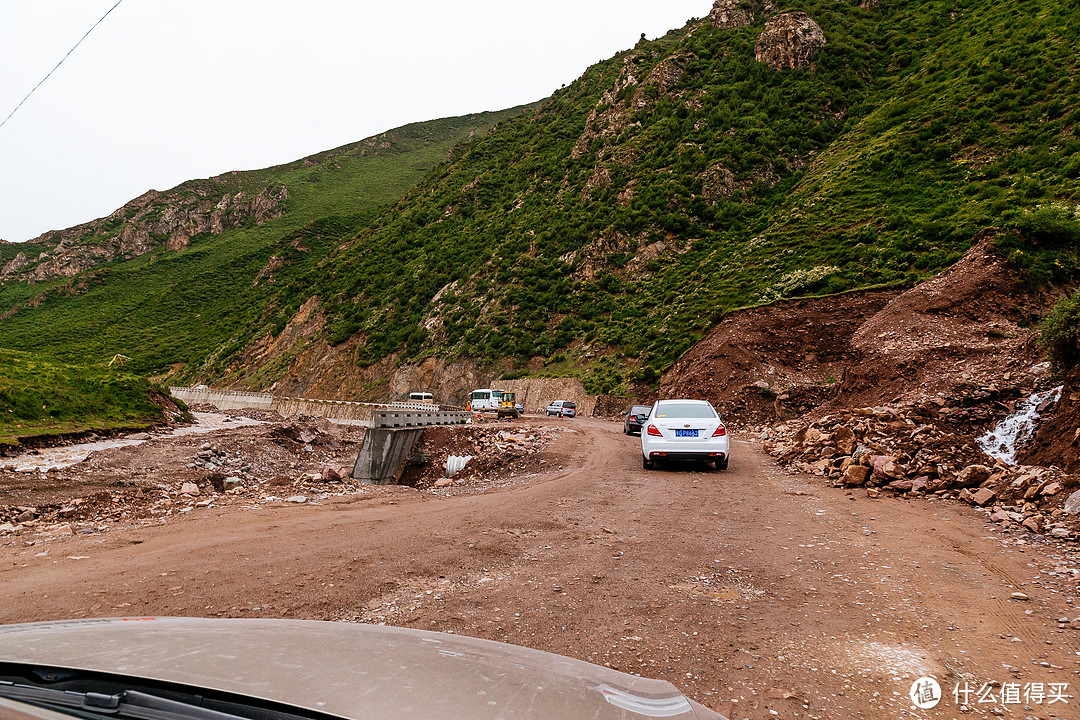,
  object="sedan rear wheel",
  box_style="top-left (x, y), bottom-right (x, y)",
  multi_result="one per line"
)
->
top-left (642, 454), bottom-right (655, 470)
